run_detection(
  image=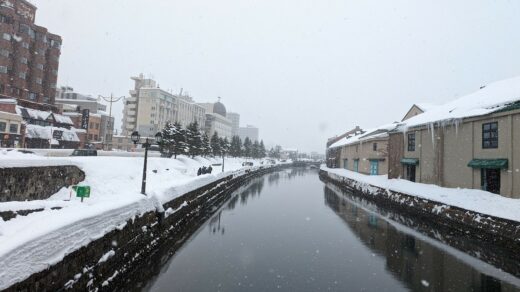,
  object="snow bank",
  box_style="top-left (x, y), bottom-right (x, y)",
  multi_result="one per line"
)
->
top-left (321, 166), bottom-right (520, 222)
top-left (0, 154), bottom-right (282, 289)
